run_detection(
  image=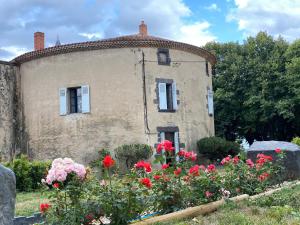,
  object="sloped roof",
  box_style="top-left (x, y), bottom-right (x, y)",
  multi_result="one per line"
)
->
top-left (12, 34), bottom-right (216, 65)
